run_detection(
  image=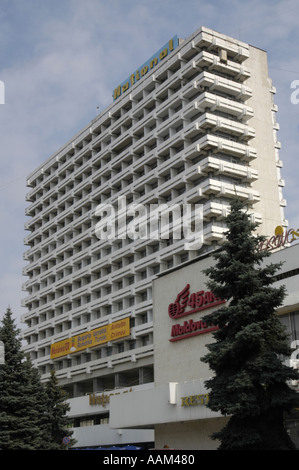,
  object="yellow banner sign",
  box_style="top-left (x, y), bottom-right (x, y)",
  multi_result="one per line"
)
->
top-left (50, 317), bottom-right (130, 359)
